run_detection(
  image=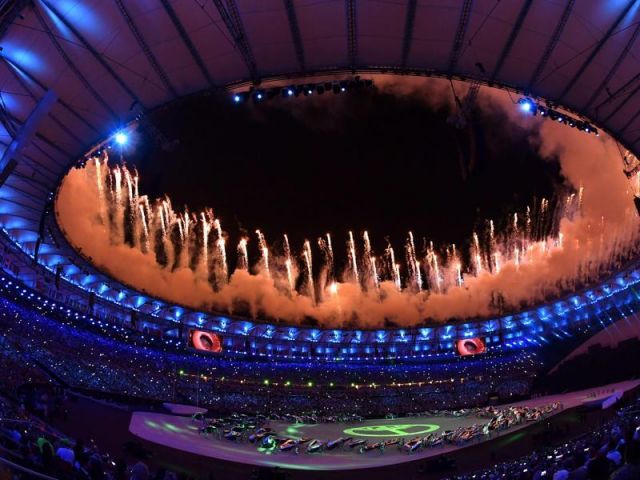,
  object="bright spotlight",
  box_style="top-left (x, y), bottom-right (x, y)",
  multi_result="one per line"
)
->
top-left (518, 97), bottom-right (536, 114)
top-left (114, 131), bottom-right (128, 145)
top-left (287, 89), bottom-right (294, 96)
top-left (233, 94), bottom-right (241, 103)
top-left (256, 93), bottom-right (263, 100)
